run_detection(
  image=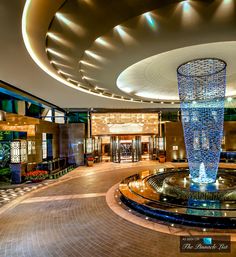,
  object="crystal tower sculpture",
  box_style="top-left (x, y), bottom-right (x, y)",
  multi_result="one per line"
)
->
top-left (177, 58), bottom-right (226, 184)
